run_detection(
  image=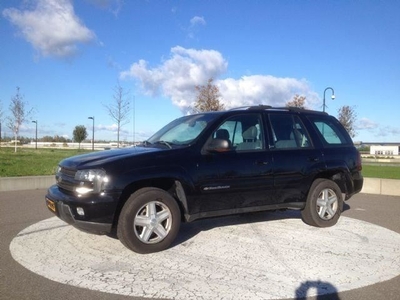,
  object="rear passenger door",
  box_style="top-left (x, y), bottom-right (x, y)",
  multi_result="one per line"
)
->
top-left (267, 113), bottom-right (325, 203)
